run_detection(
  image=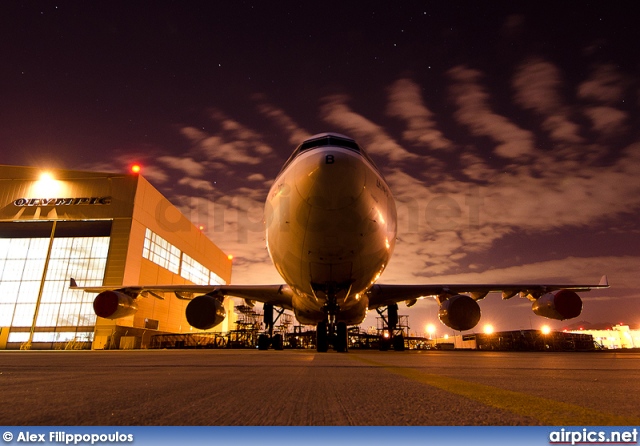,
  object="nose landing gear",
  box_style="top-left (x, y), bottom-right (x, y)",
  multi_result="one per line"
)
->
top-left (315, 287), bottom-right (349, 353)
